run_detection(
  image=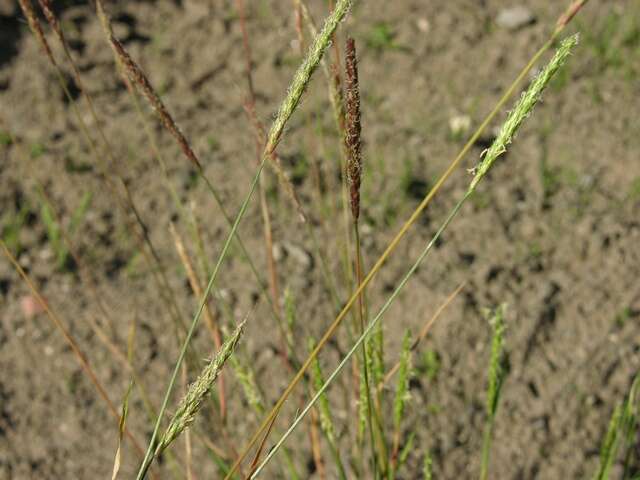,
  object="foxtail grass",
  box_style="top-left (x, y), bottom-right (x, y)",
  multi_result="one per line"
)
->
top-left (233, 3), bottom-right (588, 471)
top-left (248, 34), bottom-right (579, 478)
top-left (344, 35), bottom-right (382, 475)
